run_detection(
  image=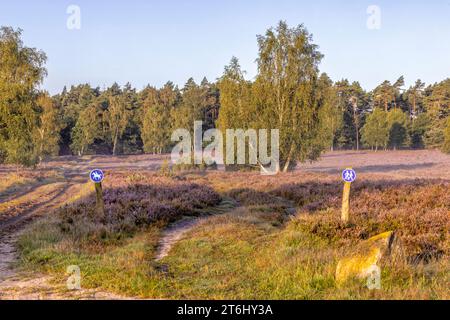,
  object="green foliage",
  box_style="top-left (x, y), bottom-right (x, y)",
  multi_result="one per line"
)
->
top-left (409, 113), bottom-right (430, 149)
top-left (1, 24), bottom-right (449, 161)
top-left (216, 57), bottom-right (255, 167)
top-left (254, 21), bottom-right (325, 170)
top-left (361, 108), bottom-right (389, 150)
top-left (404, 79), bottom-right (426, 116)
top-left (424, 119), bottom-right (446, 149)
top-left (171, 78), bottom-right (204, 134)
top-left (216, 57), bottom-right (254, 132)
top-left (56, 84), bottom-right (100, 153)
top-left (442, 117), bottom-right (450, 154)
top-left (372, 76), bottom-right (405, 112)
top-left (107, 94), bottom-right (132, 155)
top-left (142, 103), bottom-right (172, 153)
top-left (0, 27), bottom-right (47, 166)
top-left (387, 109), bottom-right (410, 149)
top-left (70, 105), bottom-right (99, 155)
top-left (316, 74), bottom-right (343, 151)
top-left (423, 79), bottom-right (450, 149)
top-left (334, 80), bottom-right (368, 149)
top-left (217, 22), bottom-right (328, 172)
top-left (33, 93), bottom-right (61, 160)
top-left (141, 82), bottom-right (179, 154)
